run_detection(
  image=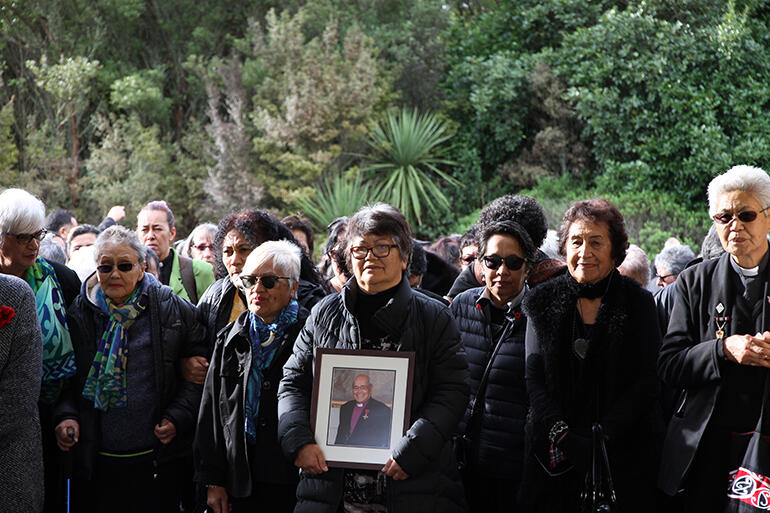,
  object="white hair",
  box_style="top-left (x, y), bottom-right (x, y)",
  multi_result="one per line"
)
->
top-left (618, 244), bottom-right (650, 286)
top-left (181, 222), bottom-right (218, 257)
top-left (0, 188), bottom-right (45, 239)
top-left (654, 244), bottom-right (696, 277)
top-left (243, 240), bottom-right (302, 285)
top-left (707, 165), bottom-right (770, 217)
top-left (94, 225), bottom-right (147, 264)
